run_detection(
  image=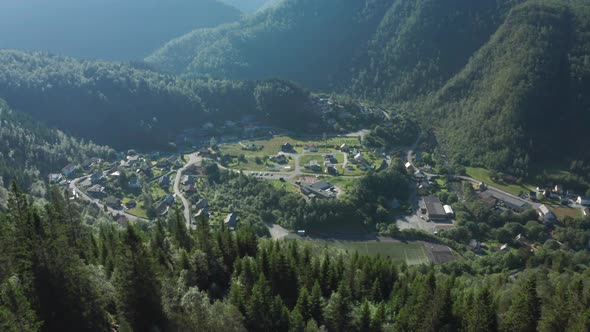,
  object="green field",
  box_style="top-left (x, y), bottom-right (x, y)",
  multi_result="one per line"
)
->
top-left (466, 167), bottom-right (534, 196)
top-left (220, 135), bottom-right (362, 156)
top-left (228, 156), bottom-right (295, 172)
top-left (550, 206), bottom-right (583, 220)
top-left (309, 240), bottom-right (430, 265)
